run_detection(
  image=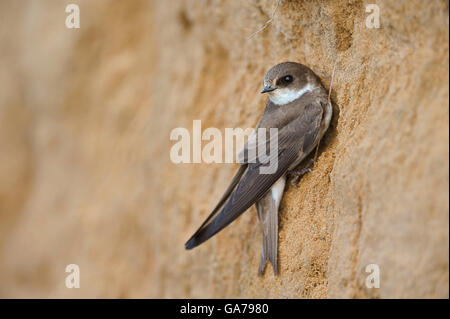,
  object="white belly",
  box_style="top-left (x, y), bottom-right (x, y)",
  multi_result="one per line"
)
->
top-left (270, 175), bottom-right (286, 206)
